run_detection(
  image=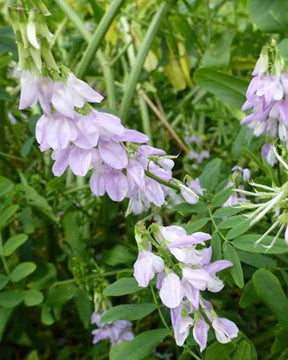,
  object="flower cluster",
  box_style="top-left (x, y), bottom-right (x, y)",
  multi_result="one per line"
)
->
top-left (133, 224), bottom-right (238, 350)
top-left (19, 70), bottom-right (186, 214)
top-left (185, 135), bottom-right (210, 164)
top-left (91, 311), bottom-right (134, 346)
top-left (223, 166), bottom-right (250, 207)
top-left (241, 44), bottom-right (288, 162)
